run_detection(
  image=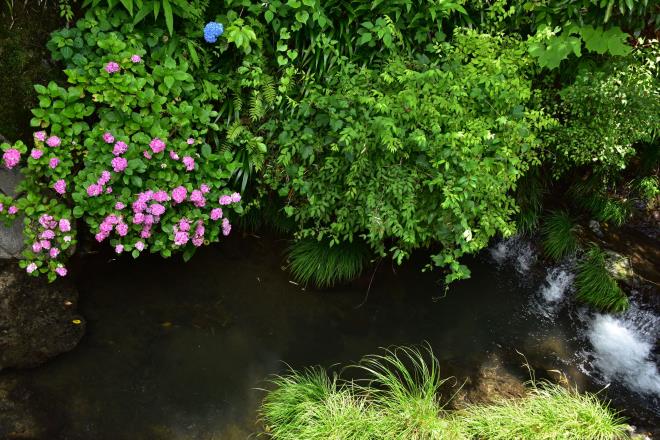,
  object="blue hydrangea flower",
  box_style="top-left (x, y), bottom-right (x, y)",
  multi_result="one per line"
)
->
top-left (204, 22), bottom-right (224, 43)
